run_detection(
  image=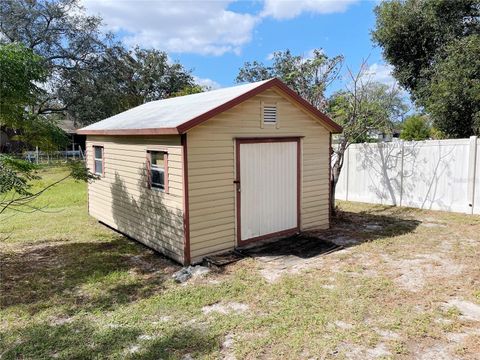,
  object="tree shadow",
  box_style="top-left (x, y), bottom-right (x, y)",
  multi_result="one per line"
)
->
top-left (109, 167), bottom-right (184, 264)
top-left (236, 208), bottom-right (421, 261)
top-left (0, 236), bottom-right (179, 313)
top-left (355, 141), bottom-right (459, 211)
top-left (0, 319), bottom-right (218, 360)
